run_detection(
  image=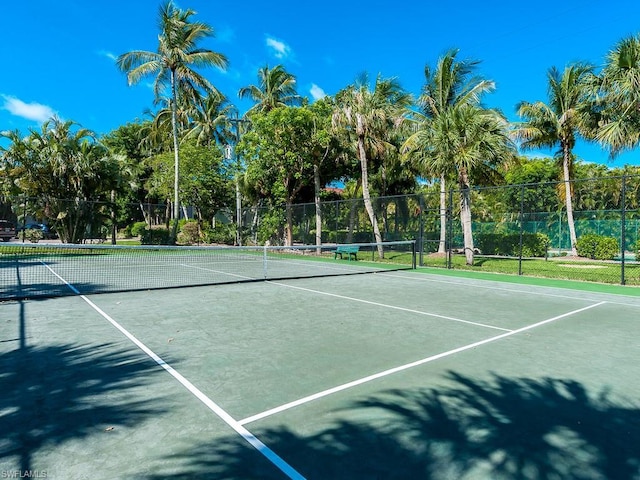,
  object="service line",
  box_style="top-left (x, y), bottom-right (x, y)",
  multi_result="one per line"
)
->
top-left (269, 281), bottom-right (512, 332)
